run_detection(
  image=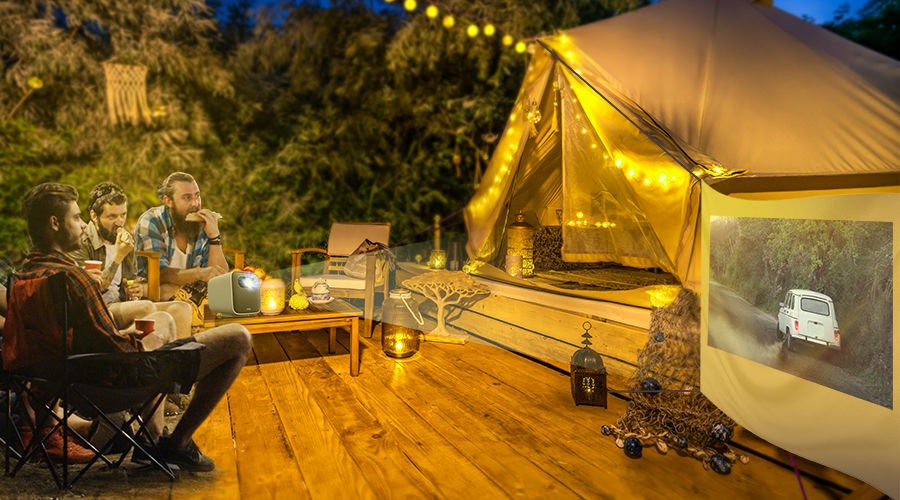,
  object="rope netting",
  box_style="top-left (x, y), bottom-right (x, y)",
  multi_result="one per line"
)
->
top-left (605, 288), bottom-right (749, 473)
